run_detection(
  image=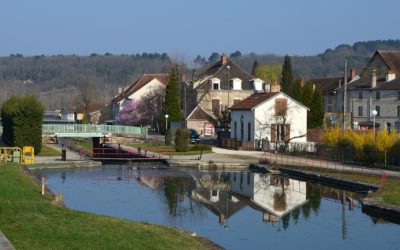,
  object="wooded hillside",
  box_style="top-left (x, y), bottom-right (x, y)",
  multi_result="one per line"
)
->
top-left (0, 40), bottom-right (399, 109)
